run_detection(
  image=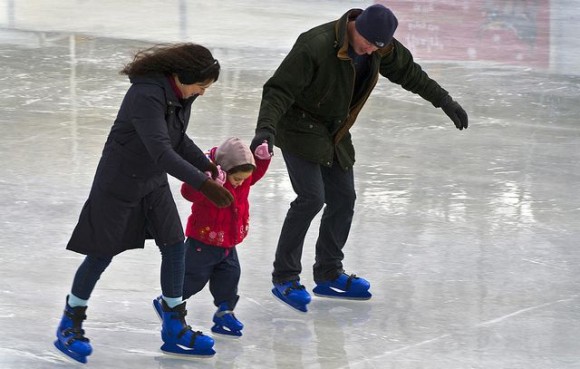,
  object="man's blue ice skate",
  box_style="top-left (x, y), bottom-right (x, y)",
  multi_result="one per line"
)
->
top-left (158, 298), bottom-right (216, 357)
top-left (211, 302), bottom-right (243, 337)
top-left (271, 280), bottom-right (311, 313)
top-left (54, 298), bottom-right (93, 364)
top-left (313, 273), bottom-right (372, 300)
